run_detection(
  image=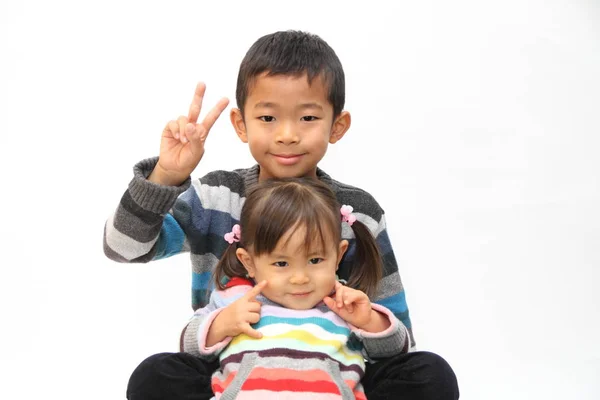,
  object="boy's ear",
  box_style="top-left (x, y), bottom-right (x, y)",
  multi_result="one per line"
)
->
top-left (230, 108), bottom-right (248, 143)
top-left (336, 240), bottom-right (349, 270)
top-left (329, 111), bottom-right (351, 144)
top-left (236, 248), bottom-right (255, 277)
